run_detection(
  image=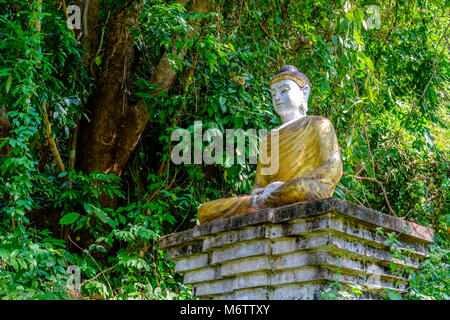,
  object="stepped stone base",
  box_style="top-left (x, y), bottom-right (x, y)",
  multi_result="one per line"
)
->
top-left (158, 198), bottom-right (434, 300)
